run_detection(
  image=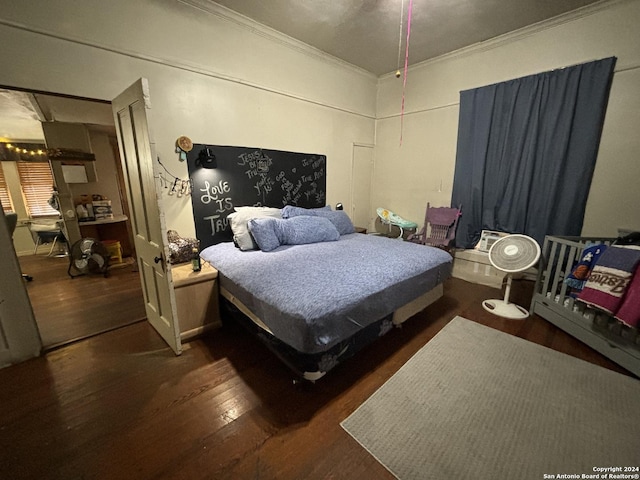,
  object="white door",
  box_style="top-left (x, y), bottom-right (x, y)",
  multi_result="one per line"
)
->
top-left (351, 144), bottom-right (374, 231)
top-left (112, 79), bottom-right (181, 355)
top-left (0, 210), bottom-right (41, 368)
